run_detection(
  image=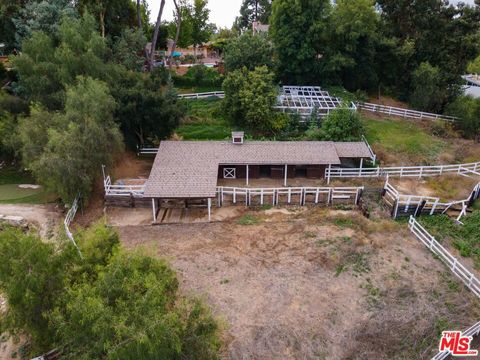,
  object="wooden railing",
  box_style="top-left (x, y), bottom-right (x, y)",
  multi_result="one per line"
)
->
top-left (216, 186), bottom-right (363, 207)
top-left (358, 102), bottom-right (459, 122)
top-left (177, 91), bottom-right (225, 99)
top-left (327, 162), bottom-right (480, 182)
